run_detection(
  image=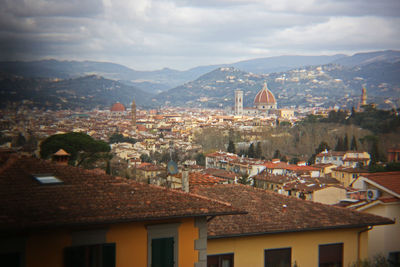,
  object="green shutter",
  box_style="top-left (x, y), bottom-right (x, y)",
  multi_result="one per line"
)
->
top-left (152, 237), bottom-right (174, 267)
